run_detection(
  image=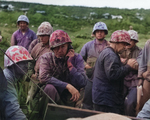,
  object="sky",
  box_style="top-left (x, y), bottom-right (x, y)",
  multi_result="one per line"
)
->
top-left (5, 0), bottom-right (150, 9)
